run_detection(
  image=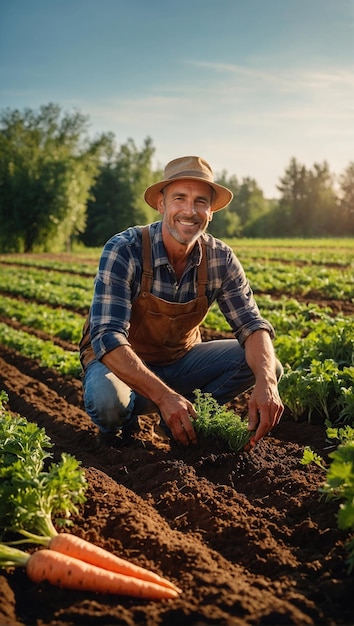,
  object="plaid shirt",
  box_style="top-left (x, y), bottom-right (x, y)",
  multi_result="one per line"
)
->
top-left (89, 220), bottom-right (274, 361)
